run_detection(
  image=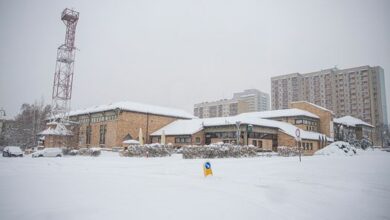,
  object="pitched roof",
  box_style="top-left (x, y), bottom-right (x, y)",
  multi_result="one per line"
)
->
top-left (334, 116), bottom-right (374, 128)
top-left (151, 115), bottom-right (329, 141)
top-left (290, 101), bottom-right (334, 114)
top-left (38, 122), bottom-right (73, 136)
top-left (68, 101), bottom-right (194, 119)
